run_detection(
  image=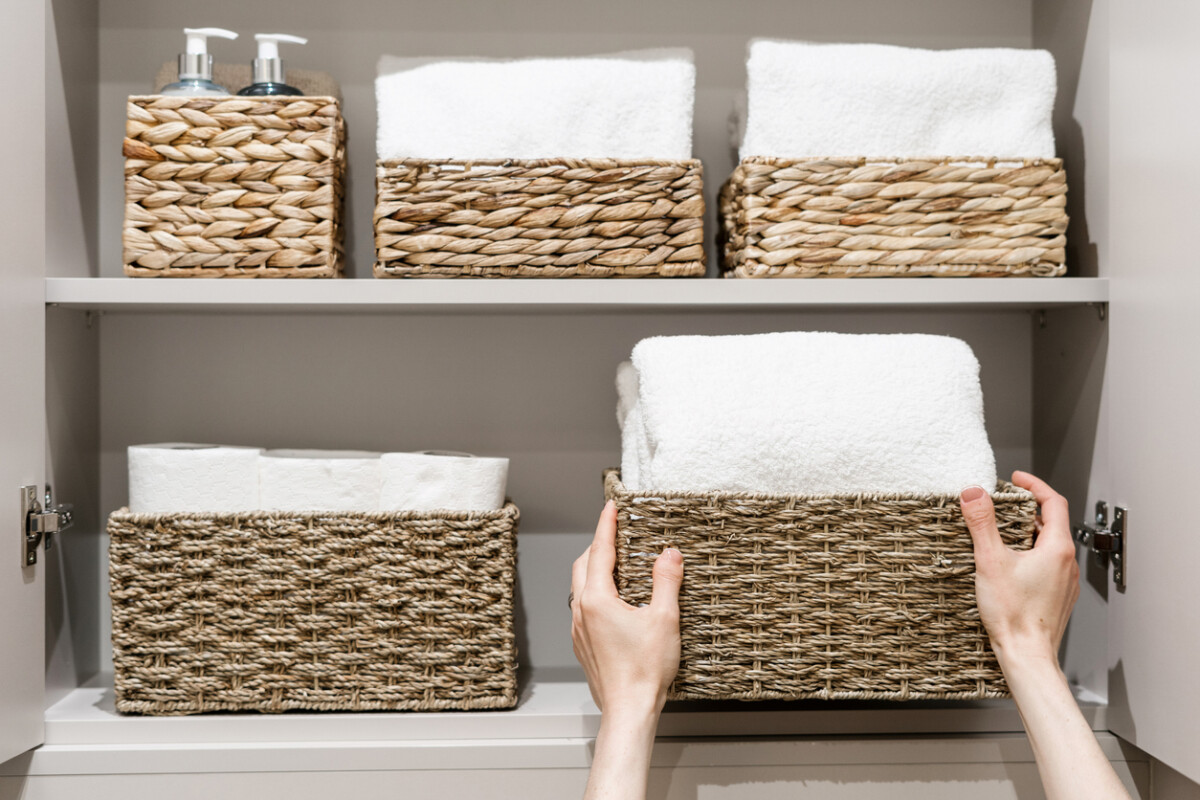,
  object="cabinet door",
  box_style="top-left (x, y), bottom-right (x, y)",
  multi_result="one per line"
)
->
top-left (0, 0), bottom-right (47, 765)
top-left (1105, 0), bottom-right (1200, 784)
